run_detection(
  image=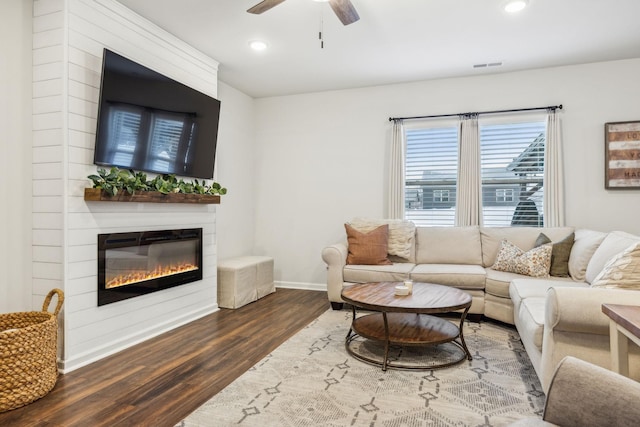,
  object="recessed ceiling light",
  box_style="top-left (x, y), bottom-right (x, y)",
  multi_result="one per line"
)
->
top-left (504, 0), bottom-right (528, 13)
top-left (249, 40), bottom-right (268, 51)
